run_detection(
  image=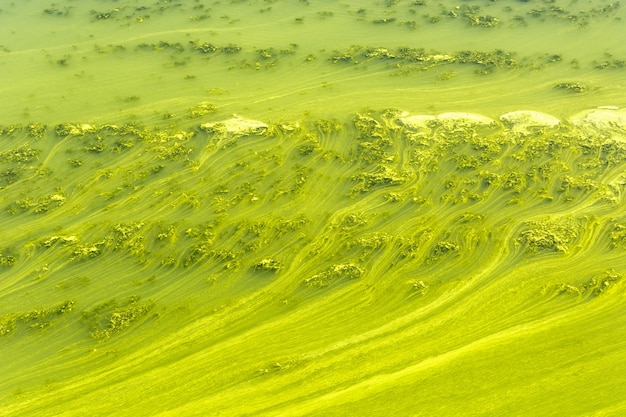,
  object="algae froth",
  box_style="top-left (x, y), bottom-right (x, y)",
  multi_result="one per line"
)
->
top-left (1, 0), bottom-right (626, 416)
